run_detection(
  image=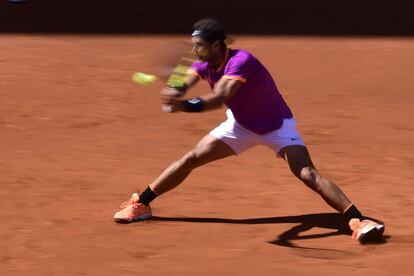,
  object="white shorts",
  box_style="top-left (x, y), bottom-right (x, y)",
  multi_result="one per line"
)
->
top-left (210, 110), bottom-right (305, 156)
